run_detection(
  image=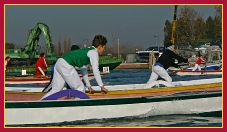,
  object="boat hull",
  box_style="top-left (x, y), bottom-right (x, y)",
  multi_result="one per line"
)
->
top-left (99, 61), bottom-right (122, 71)
top-left (5, 78), bottom-right (222, 93)
top-left (186, 64), bottom-right (221, 70)
top-left (5, 76), bottom-right (51, 84)
top-left (6, 91), bottom-right (222, 126)
top-left (5, 78), bottom-right (222, 126)
top-left (171, 70), bottom-right (222, 76)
